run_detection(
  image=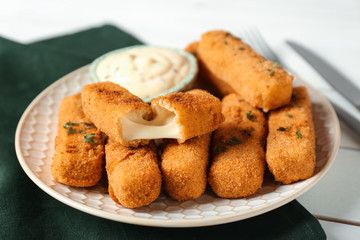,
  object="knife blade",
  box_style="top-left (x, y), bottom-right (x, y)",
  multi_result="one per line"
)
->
top-left (330, 100), bottom-right (360, 136)
top-left (286, 40), bottom-right (360, 110)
